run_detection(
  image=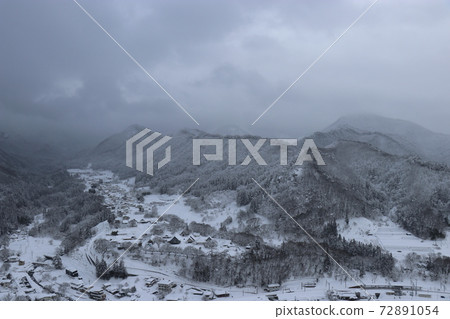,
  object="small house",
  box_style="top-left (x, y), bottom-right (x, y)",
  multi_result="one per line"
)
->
top-left (6, 256), bottom-right (19, 263)
top-left (187, 287), bottom-right (203, 296)
top-left (158, 280), bottom-right (173, 294)
top-left (88, 290), bottom-right (106, 301)
top-left (302, 281), bottom-right (317, 288)
top-left (180, 229), bottom-right (190, 237)
top-left (0, 278), bottom-right (12, 288)
top-left (70, 282), bottom-right (85, 292)
top-left (187, 236), bottom-right (195, 244)
top-left (145, 278), bottom-right (158, 288)
top-left (168, 237), bottom-right (181, 245)
top-left (65, 269), bottom-right (79, 277)
top-left (266, 294), bottom-right (279, 301)
top-left (20, 276), bottom-right (32, 289)
top-left (214, 291), bottom-right (230, 298)
top-left (265, 283), bottom-right (280, 292)
top-left (129, 219), bottom-right (138, 227)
